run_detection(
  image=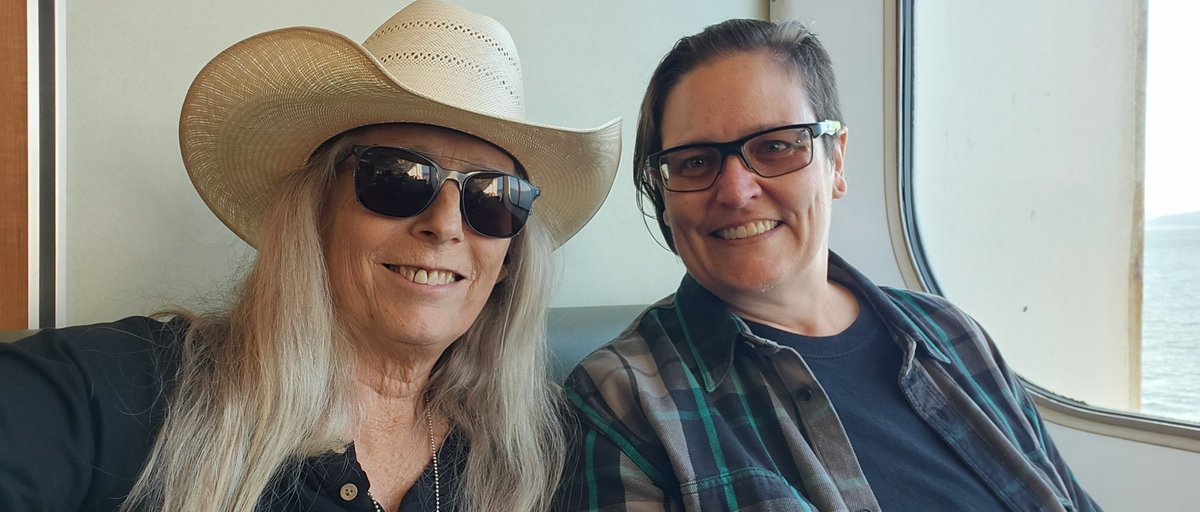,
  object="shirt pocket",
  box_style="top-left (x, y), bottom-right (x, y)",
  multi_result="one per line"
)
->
top-left (679, 467), bottom-right (818, 511)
